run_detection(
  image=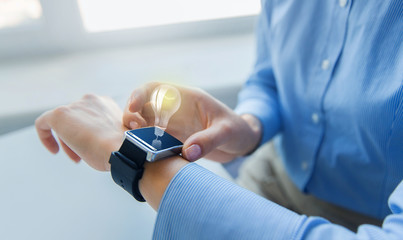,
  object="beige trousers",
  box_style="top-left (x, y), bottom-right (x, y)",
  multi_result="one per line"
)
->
top-left (236, 142), bottom-right (382, 231)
